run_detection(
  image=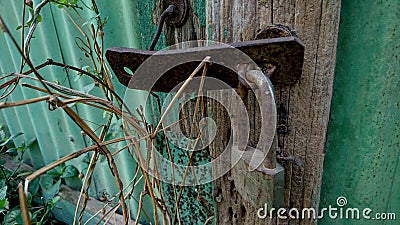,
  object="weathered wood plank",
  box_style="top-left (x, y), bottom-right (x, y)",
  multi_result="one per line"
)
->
top-left (206, 0), bottom-right (341, 225)
top-left (154, 0), bottom-right (340, 224)
top-left (299, 2), bottom-right (341, 225)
